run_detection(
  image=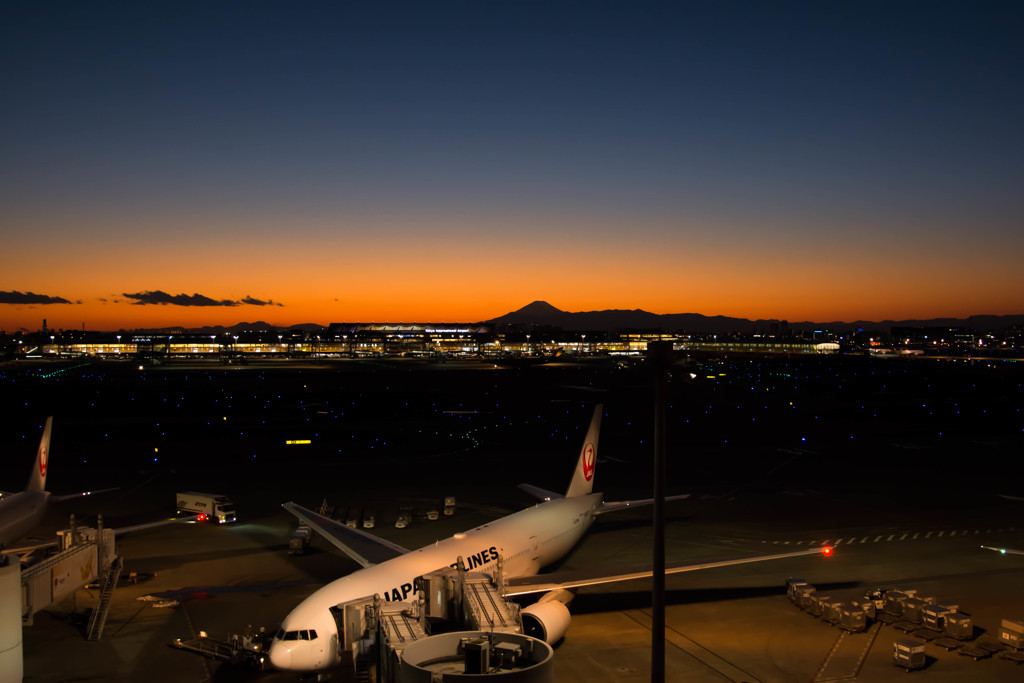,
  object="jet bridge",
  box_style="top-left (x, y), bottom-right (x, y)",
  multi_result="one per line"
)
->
top-left (331, 555), bottom-right (551, 681)
top-left (20, 516), bottom-right (119, 635)
top-left (323, 557), bottom-right (557, 679)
